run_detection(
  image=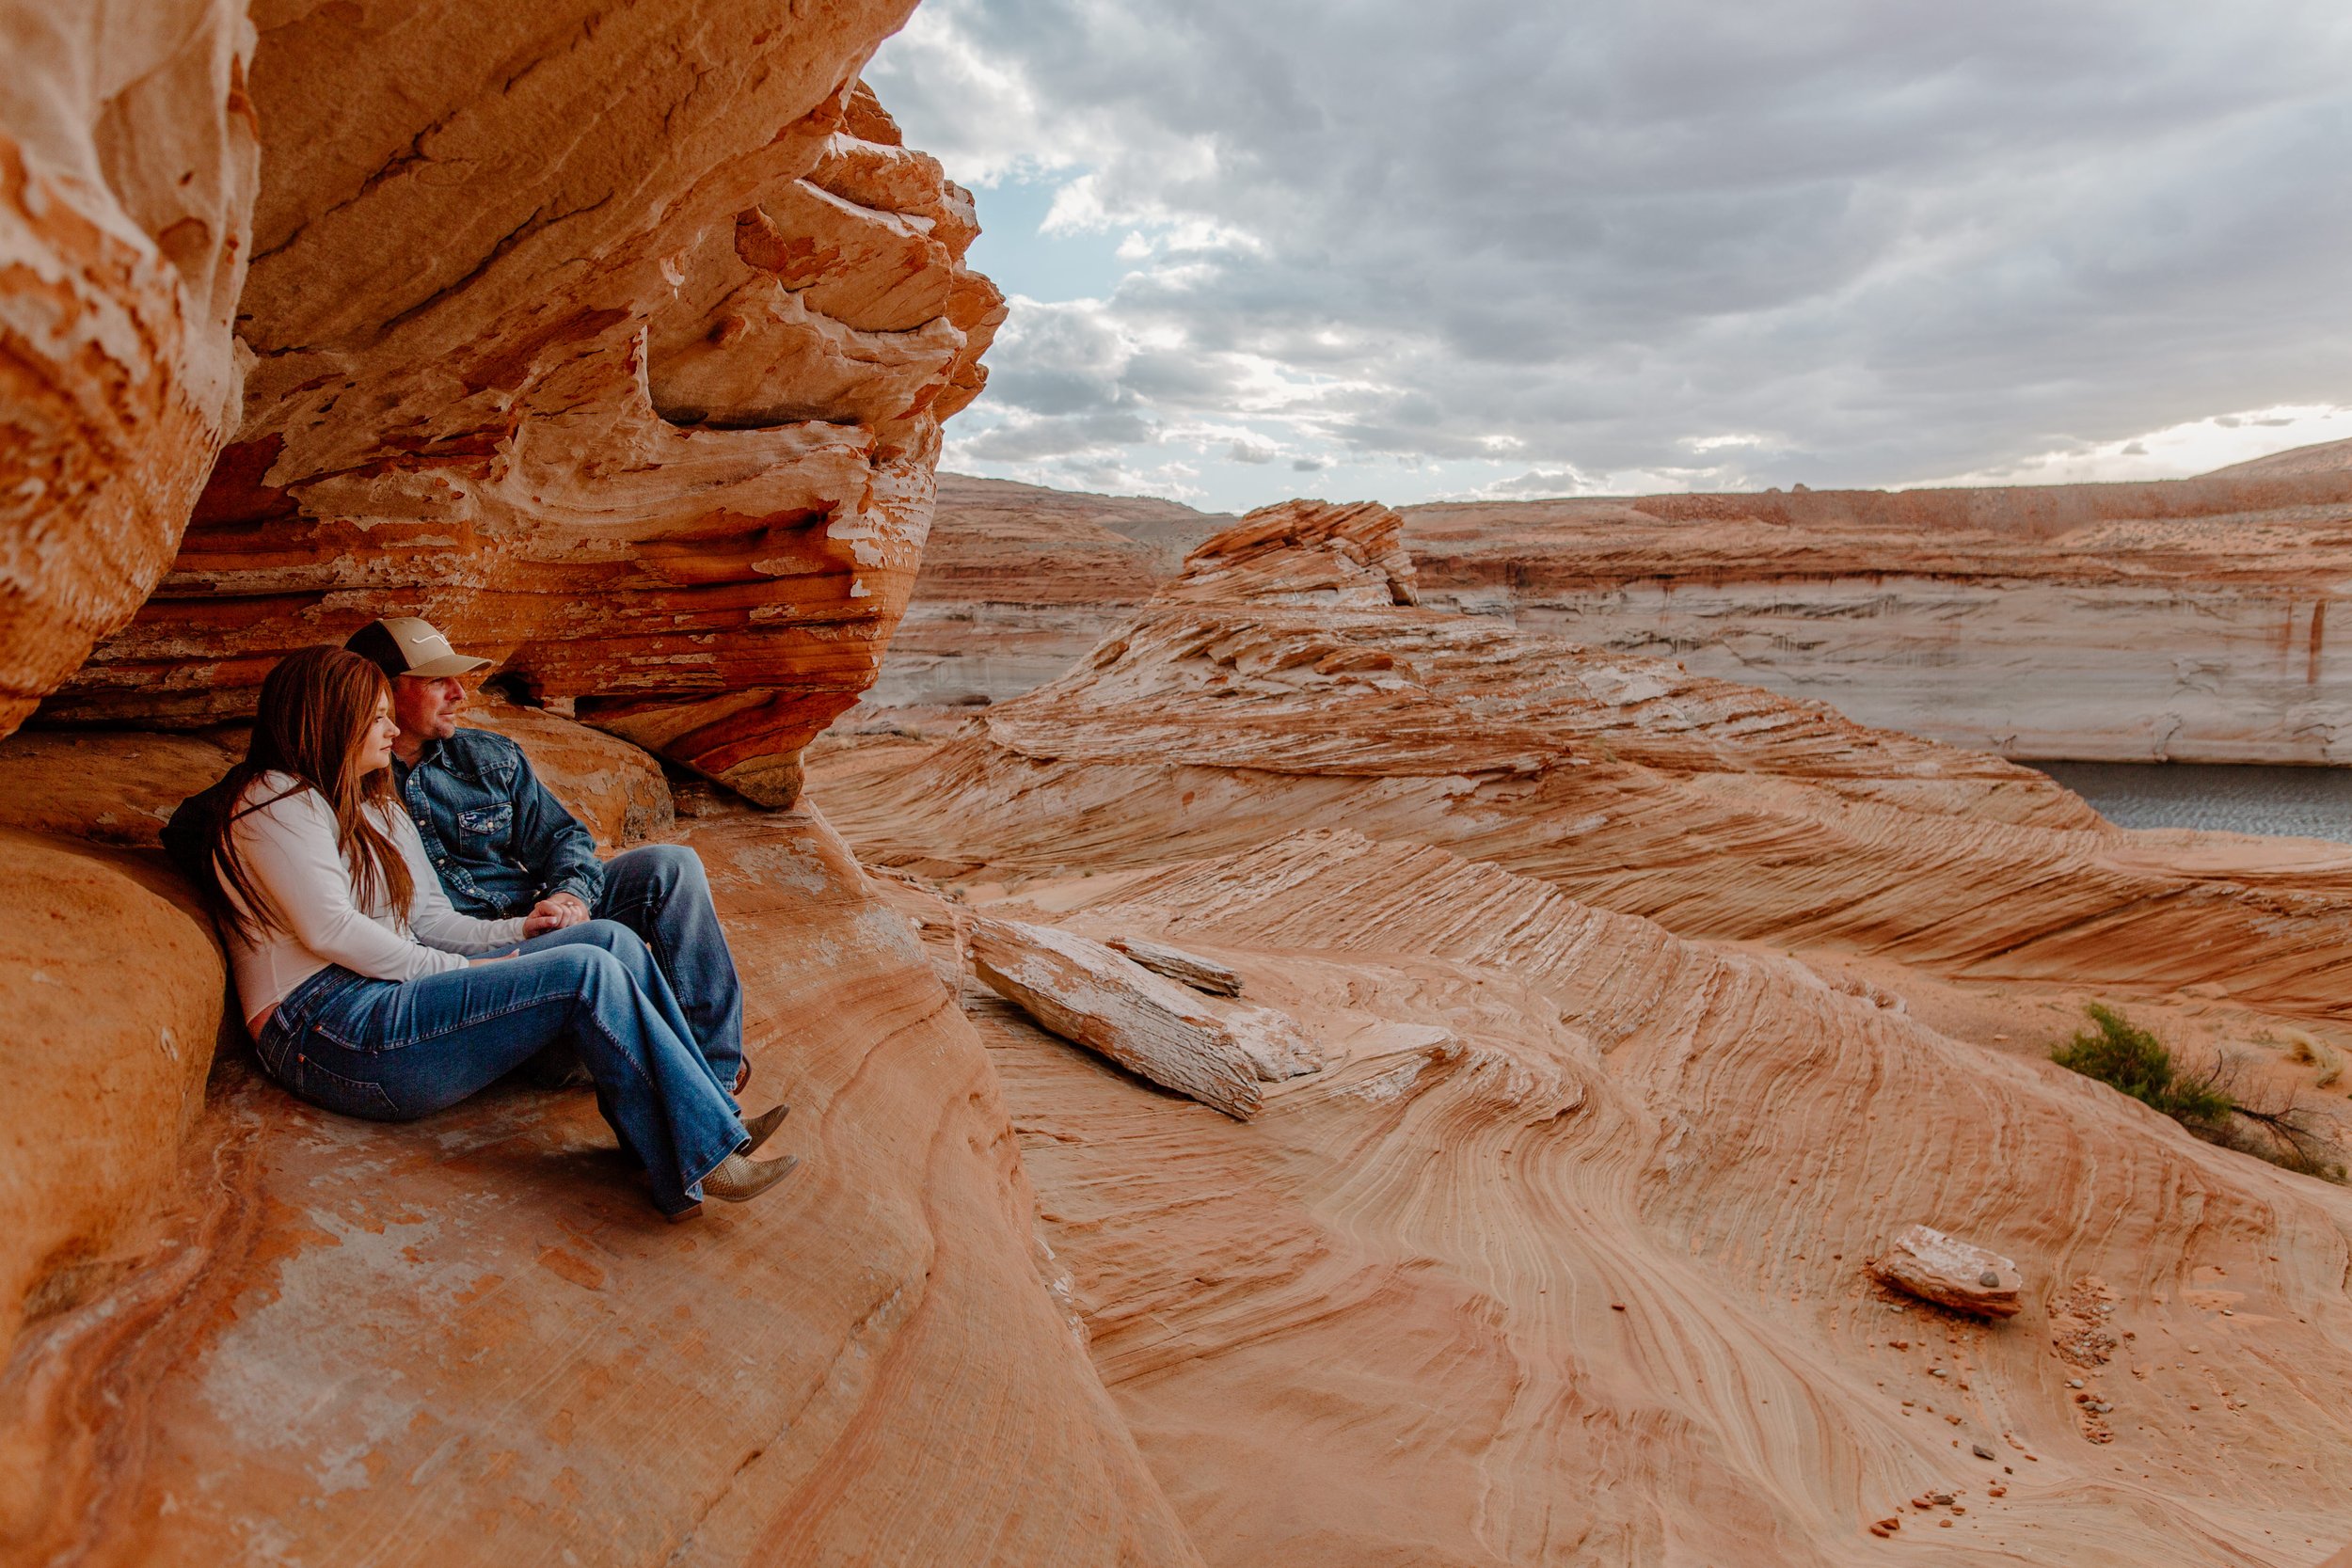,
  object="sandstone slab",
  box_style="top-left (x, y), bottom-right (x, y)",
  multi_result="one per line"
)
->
top-left (1871, 1225), bottom-right (2026, 1318)
top-left (972, 916), bottom-right (1305, 1118)
top-left (1106, 934), bottom-right (1246, 996)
